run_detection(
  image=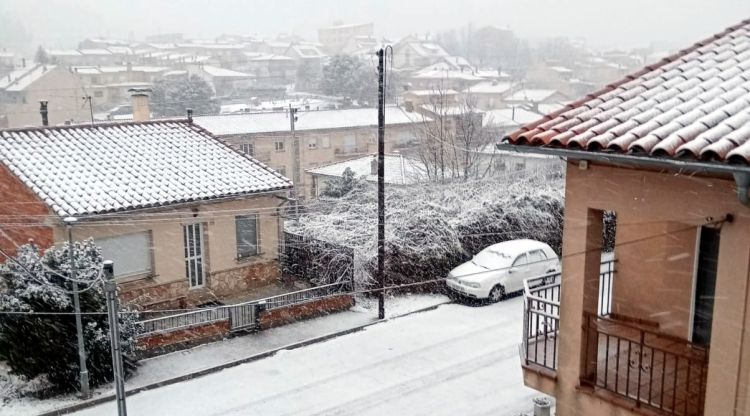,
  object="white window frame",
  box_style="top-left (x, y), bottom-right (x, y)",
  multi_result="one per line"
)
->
top-left (274, 140), bottom-right (285, 152)
top-left (184, 223), bottom-right (206, 288)
top-left (235, 214), bottom-right (260, 259)
top-left (239, 143), bottom-right (254, 156)
top-left (320, 136), bottom-right (331, 149)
